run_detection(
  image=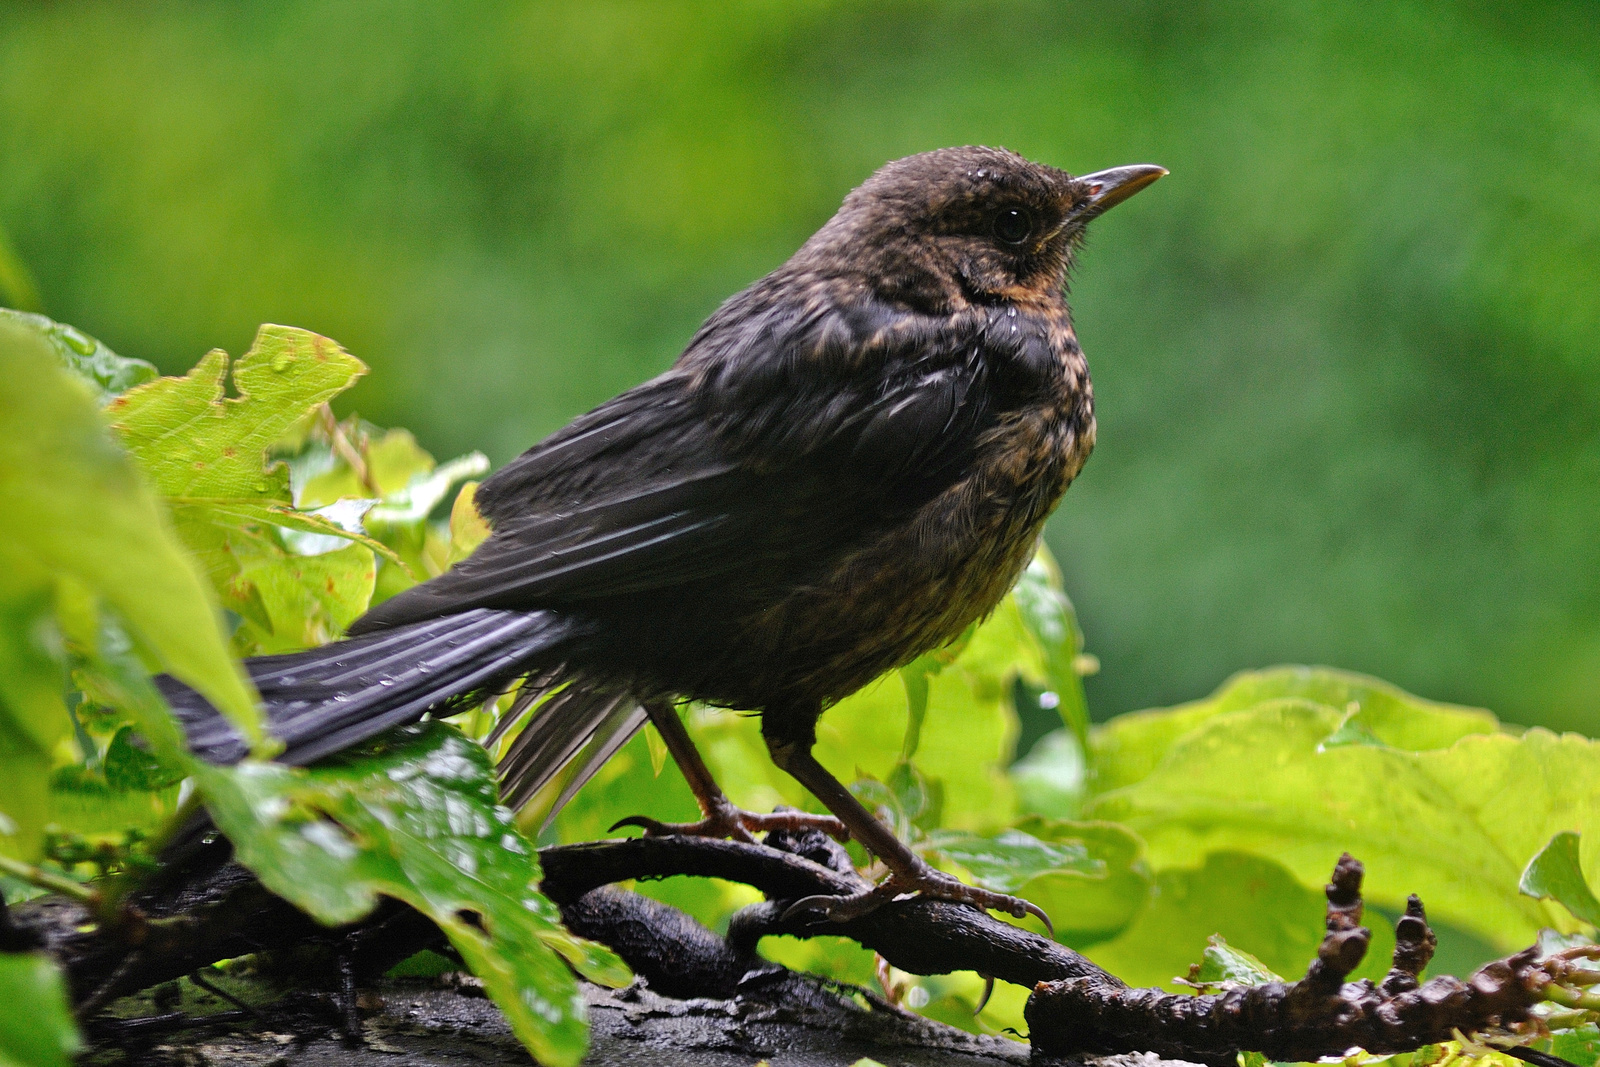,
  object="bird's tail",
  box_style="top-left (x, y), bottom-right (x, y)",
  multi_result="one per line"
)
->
top-left (158, 608), bottom-right (647, 824)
